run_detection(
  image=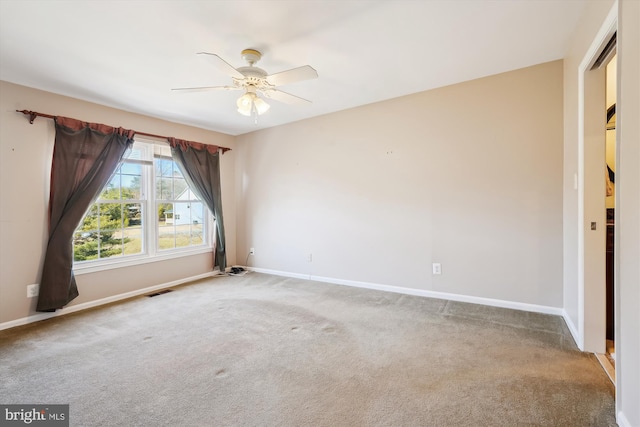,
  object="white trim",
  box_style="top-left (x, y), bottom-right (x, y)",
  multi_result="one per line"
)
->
top-left (617, 411), bottom-right (632, 427)
top-left (248, 267), bottom-right (564, 317)
top-left (562, 309), bottom-right (580, 346)
top-left (0, 271), bottom-right (219, 332)
top-left (74, 246), bottom-right (213, 275)
top-left (576, 1), bottom-right (618, 353)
